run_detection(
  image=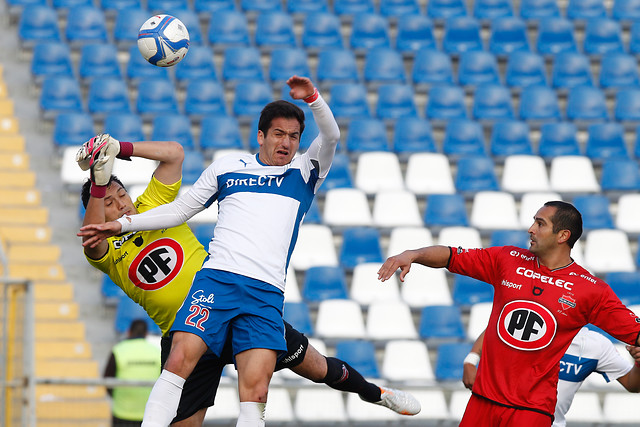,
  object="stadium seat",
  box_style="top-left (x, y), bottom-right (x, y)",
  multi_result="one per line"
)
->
top-left (65, 6), bottom-right (108, 45)
top-left (518, 85), bottom-right (561, 122)
top-left (221, 46), bottom-right (264, 83)
top-left (614, 88), bottom-right (640, 123)
top-left (613, 0), bottom-right (640, 22)
top-left (126, 44), bottom-right (170, 81)
top-left (472, 84), bottom-right (514, 121)
top-left (488, 16), bottom-right (530, 56)
top-left (113, 8), bottom-right (148, 45)
top-left (114, 296), bottom-right (161, 336)
top-left (301, 12), bottom-right (344, 51)
top-left (150, 114), bottom-right (194, 149)
top-left (630, 21), bottom-right (640, 55)
top-left (442, 119), bottom-right (486, 157)
top-left (375, 84), bottom-right (417, 120)
top-left (470, 191), bottom-right (520, 230)
top-left (437, 226), bottom-right (483, 248)
top-left (97, 0), bottom-right (140, 12)
top-left (78, 43), bottom-right (121, 81)
top-left (315, 48), bottom-right (359, 88)
top-left (333, 0), bottom-right (375, 16)
top-left (490, 229), bottom-right (530, 248)
top-left (505, 51), bottom-right (547, 89)
top-left (287, 0), bottom-right (328, 15)
top-left (616, 193), bottom-right (640, 233)
top-left (473, 0), bottom-right (513, 20)
top-left (294, 388), bottom-right (348, 423)
top-left (412, 49), bottom-right (455, 89)
top-left (455, 155), bottom-right (499, 194)
top-left (194, 0), bottom-right (234, 15)
top-left (387, 226), bottom-right (434, 258)
top-left (453, 275), bottom-right (494, 306)
top-left (566, 86), bottom-right (608, 123)
top-left (392, 117), bottom-right (436, 155)
top-left (181, 150), bottom-right (204, 185)
top-left (354, 151), bottom-right (403, 194)
top-left (191, 222), bottom-right (215, 248)
top-left (549, 156), bottom-right (600, 194)
top-left (199, 115), bottom-right (243, 152)
top-left (551, 52), bottom-right (594, 89)
top-left (442, 16), bottom-right (483, 54)
top-left (372, 190), bottom-right (422, 228)
top-left (584, 229), bottom-right (635, 273)
top-left (585, 122), bottom-right (629, 162)
top-left (490, 120), bottom-right (533, 157)
top-left (346, 118), bottom-right (389, 153)
top-left (103, 112), bottom-right (145, 142)
top-left (367, 300), bottom-right (417, 340)
top-left (136, 78), bottom-right (179, 117)
top-left (349, 13), bottom-right (391, 52)
top-left (232, 80), bottom-right (273, 120)
top-left (405, 153), bottom-right (456, 195)
top-left (395, 14), bottom-right (436, 55)
top-left (318, 153), bottom-right (354, 193)
top-left (174, 45), bottom-right (217, 84)
top-left (403, 263), bottom-right (454, 307)
top-left (323, 188), bottom-right (372, 227)
top-left (518, 191), bottom-right (562, 228)
top-left (31, 42), bottom-right (73, 81)
top-left (538, 122), bottom-right (581, 159)
top-left (457, 50), bottom-right (500, 87)
top-left (255, 11), bottom-right (296, 50)
top-left (52, 112), bottom-right (94, 148)
top-left (600, 52), bottom-right (640, 90)
top-left (184, 79), bottom-right (227, 118)
top-left (381, 340), bottom-right (435, 382)
top-left (240, 0), bottom-right (281, 13)
top-left (18, 5), bottom-right (60, 44)
top-left (379, 0), bottom-right (420, 18)
top-left (147, 0), bottom-right (188, 12)
top-left (315, 299), bottom-right (366, 339)
top-left (339, 227), bottom-right (384, 270)
top-left (572, 194), bottom-right (614, 230)
top-left (303, 198), bottom-right (321, 224)
top-left (424, 193), bottom-right (469, 228)
top-left (39, 76), bottom-right (83, 117)
top-left (101, 274), bottom-right (126, 303)
top-left (363, 48), bottom-right (406, 86)
top-left (427, 0), bottom-right (467, 20)
top-left (268, 48), bottom-right (310, 83)
top-left (601, 159), bottom-right (640, 192)
top-left (301, 266), bottom-right (348, 303)
top-left (419, 305), bottom-right (466, 341)
top-left (87, 77), bottom-right (131, 115)
top-left (435, 342), bottom-right (473, 382)
top-left (207, 9), bottom-right (250, 47)
top-left (329, 83), bottom-right (371, 122)
top-left (351, 262), bottom-right (401, 306)
top-left (536, 17), bottom-right (577, 56)
top-left (334, 340), bottom-right (379, 378)
top-left (425, 85), bottom-right (467, 121)
top-left (567, 0), bottom-right (607, 21)
top-left (519, 0), bottom-right (560, 20)
top-left (290, 224), bottom-right (339, 270)
top-left (583, 18), bottom-right (625, 55)
top-left (501, 154), bottom-right (550, 193)
top-left (565, 393), bottom-right (604, 425)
